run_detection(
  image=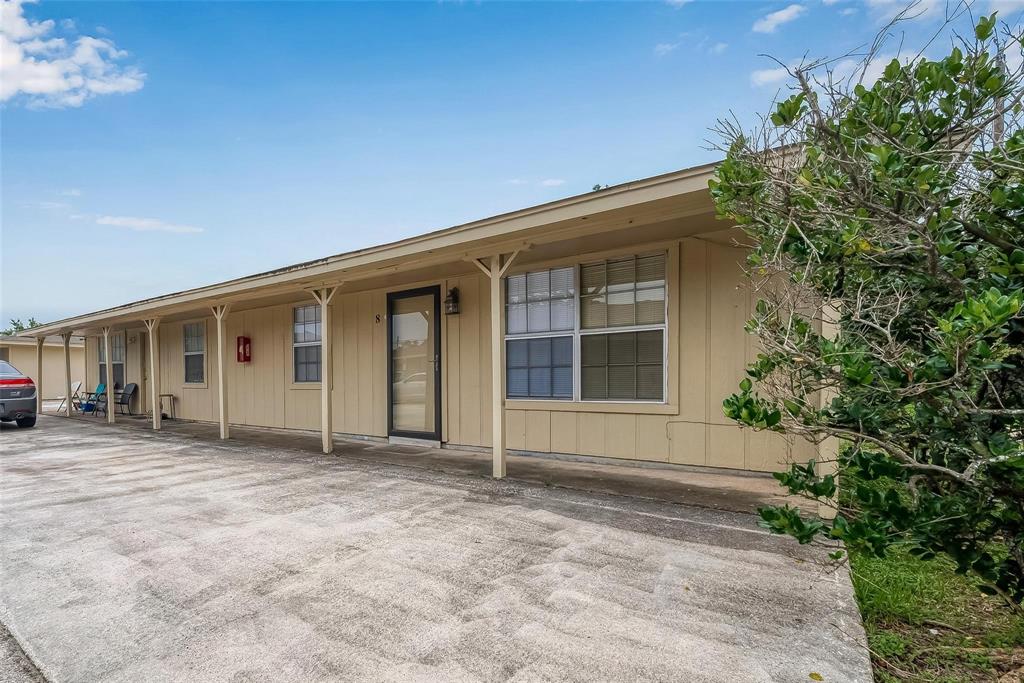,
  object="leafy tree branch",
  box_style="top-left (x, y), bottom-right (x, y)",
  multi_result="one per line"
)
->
top-left (711, 10), bottom-right (1024, 611)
